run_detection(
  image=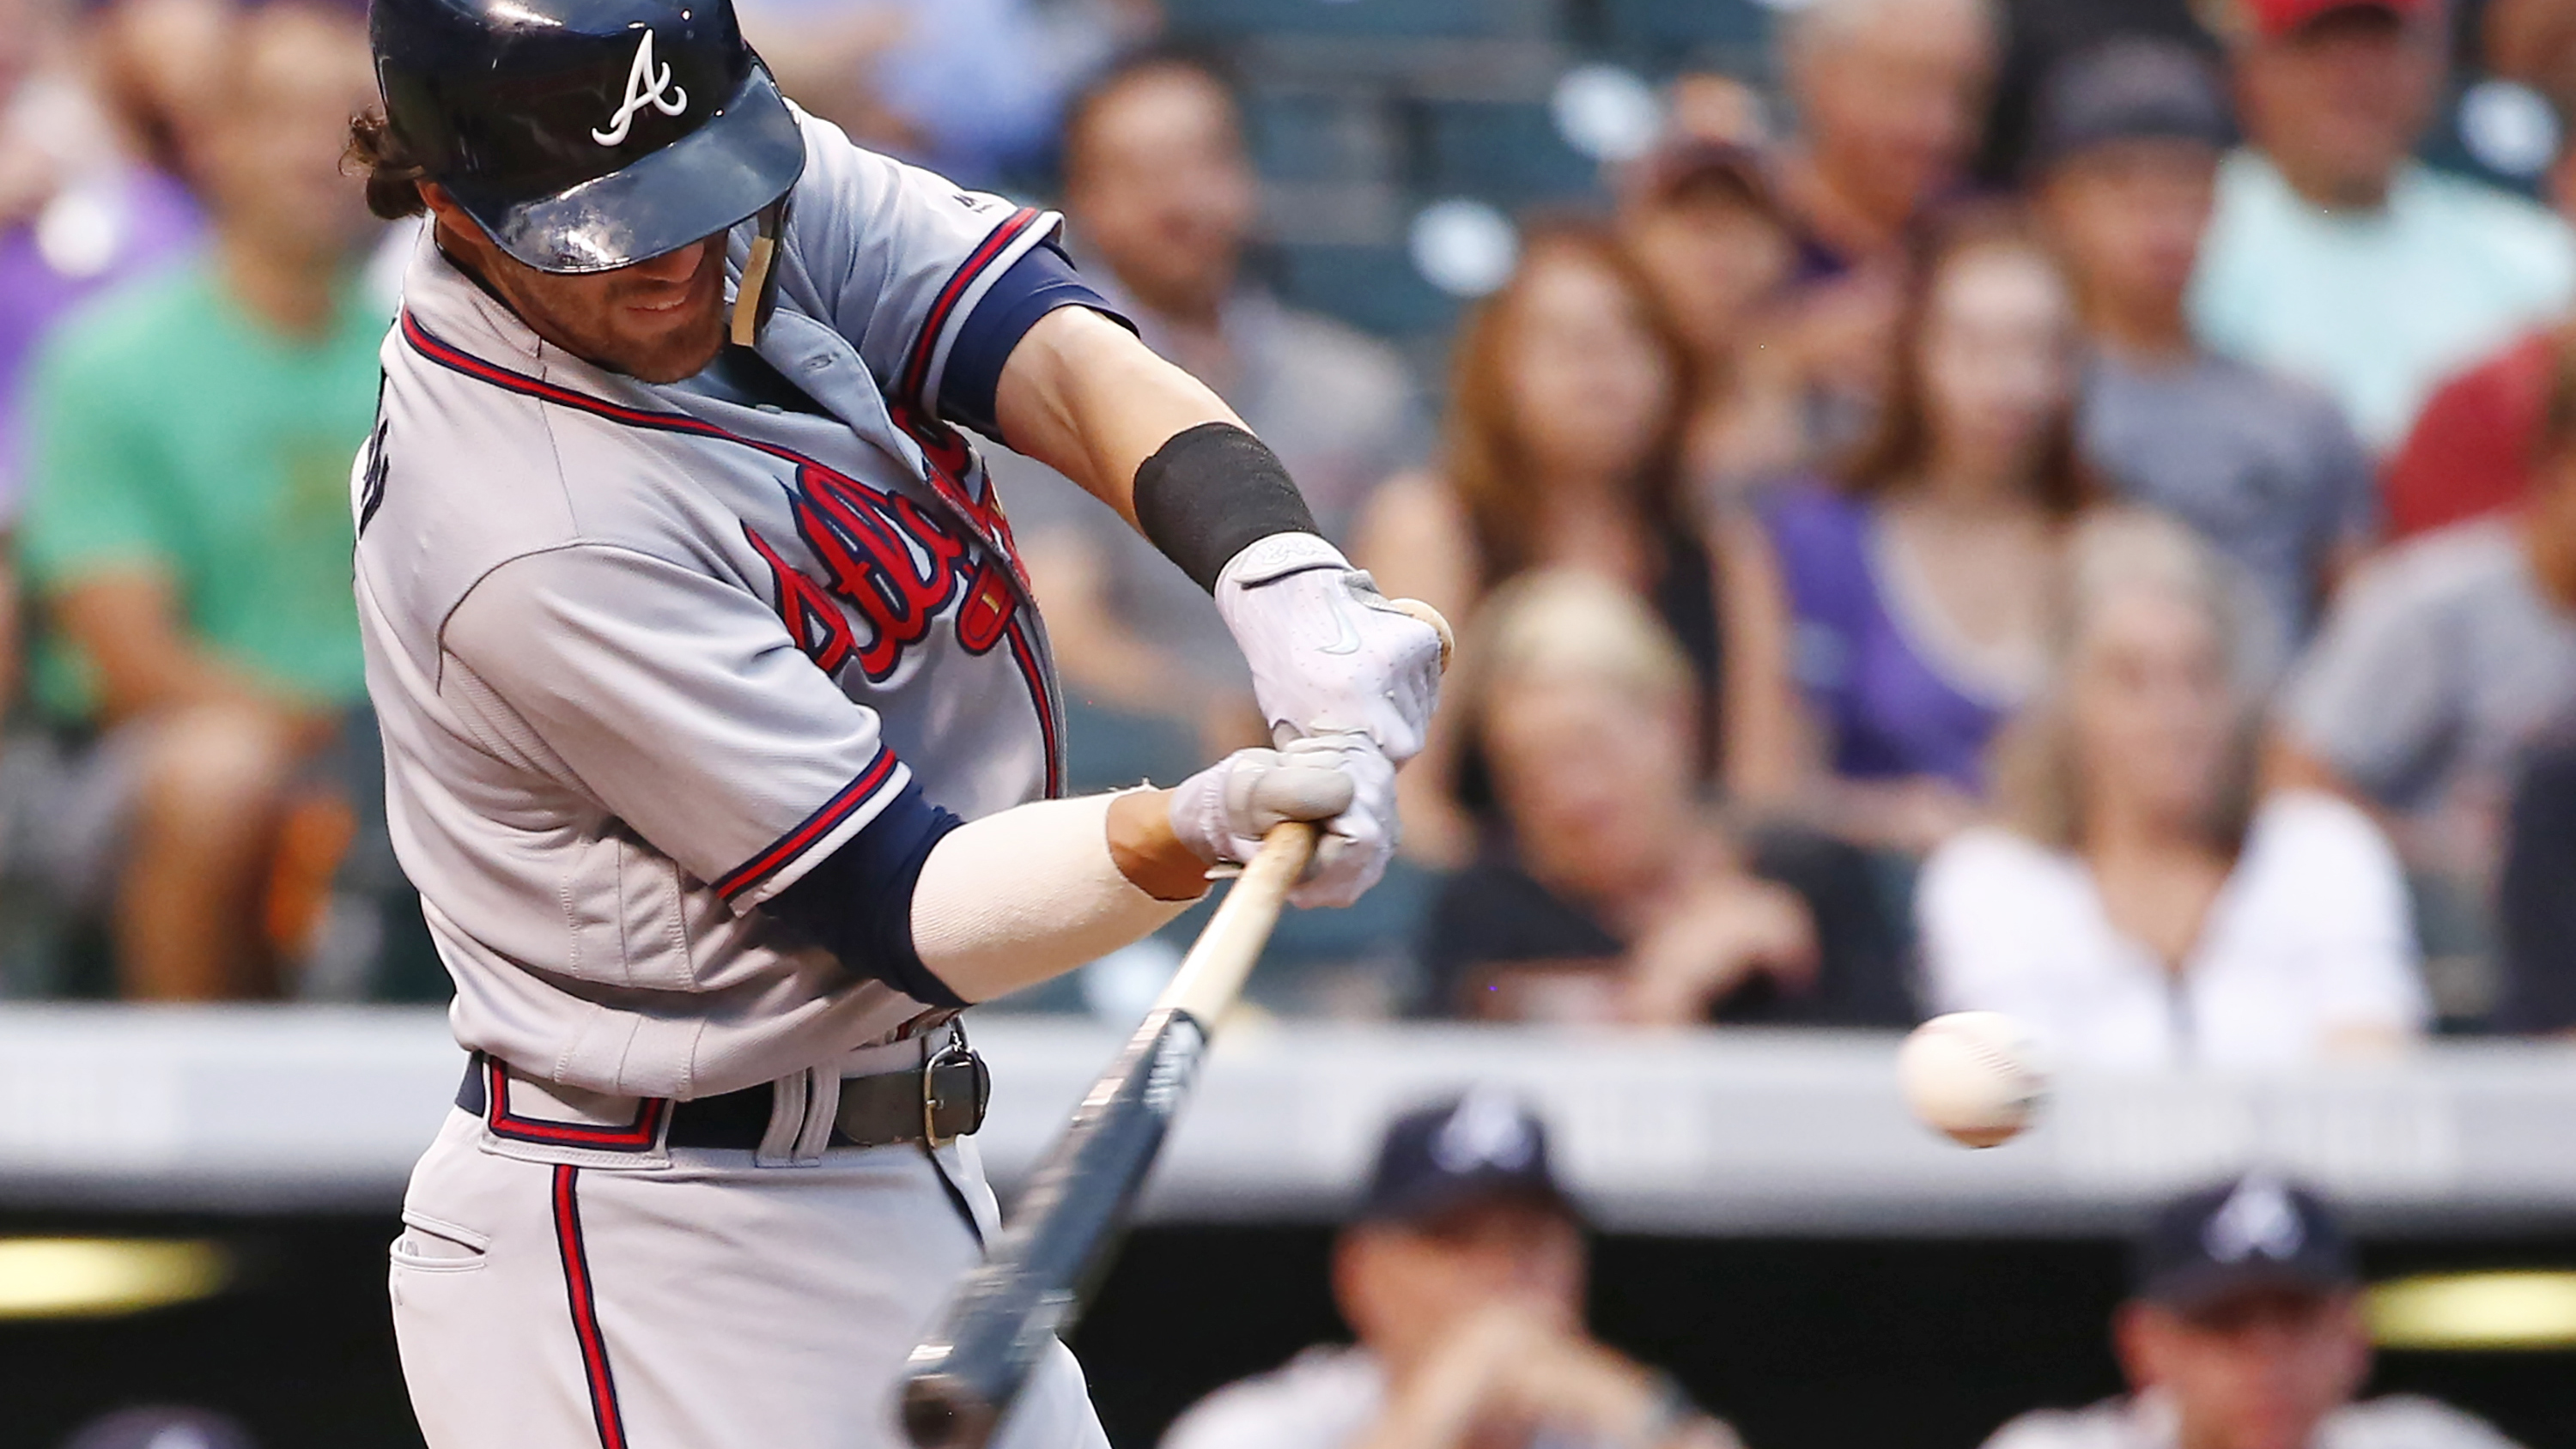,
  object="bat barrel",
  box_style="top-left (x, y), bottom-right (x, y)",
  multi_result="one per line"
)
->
top-left (898, 1006), bottom-right (1212, 1449)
